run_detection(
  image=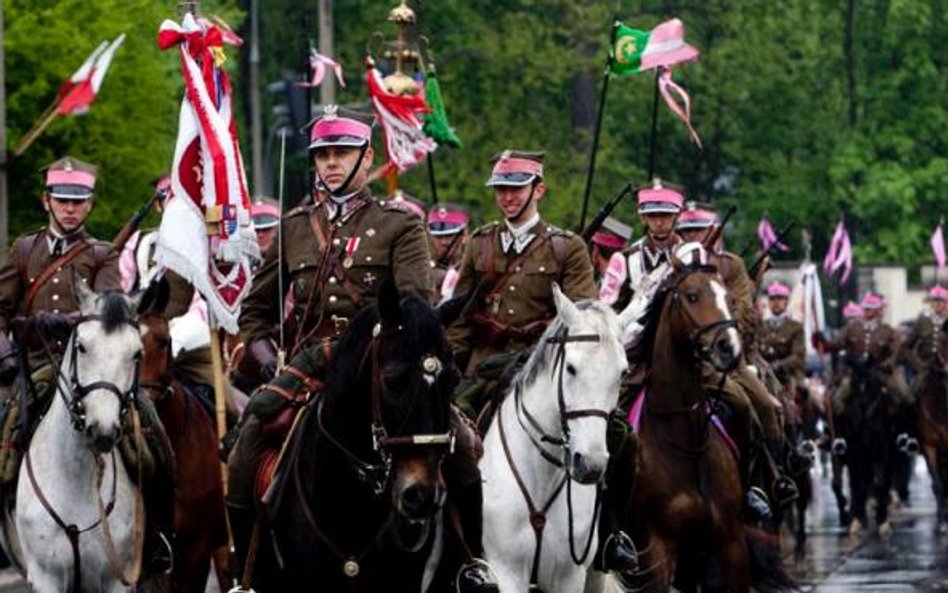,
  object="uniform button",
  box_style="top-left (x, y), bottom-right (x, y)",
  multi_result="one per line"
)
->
top-left (29, 278), bottom-right (34, 283)
top-left (515, 266), bottom-right (522, 272)
top-left (52, 309), bottom-right (60, 314)
top-left (329, 295), bottom-right (338, 303)
top-left (366, 256), bottom-right (373, 262)
top-left (509, 285), bottom-right (516, 292)
top-left (52, 277), bottom-right (59, 284)
top-left (508, 309), bottom-right (515, 315)
top-left (379, 200), bottom-right (386, 206)
top-left (539, 266), bottom-right (546, 272)
top-left (329, 277), bottom-right (338, 284)
top-left (51, 294), bottom-right (60, 301)
top-left (333, 238), bottom-right (341, 246)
